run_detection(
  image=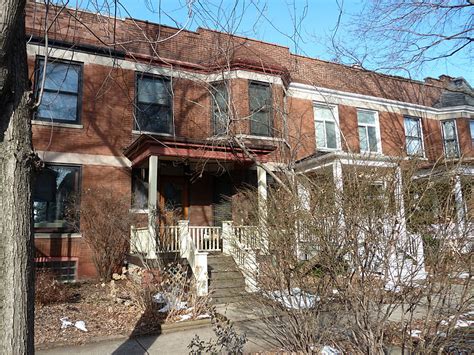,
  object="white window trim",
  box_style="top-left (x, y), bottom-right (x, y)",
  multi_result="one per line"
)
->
top-left (441, 119), bottom-right (461, 158)
top-left (313, 102), bottom-right (341, 151)
top-left (357, 108), bottom-right (382, 155)
top-left (404, 116), bottom-right (426, 158)
top-left (32, 120), bottom-right (83, 129)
